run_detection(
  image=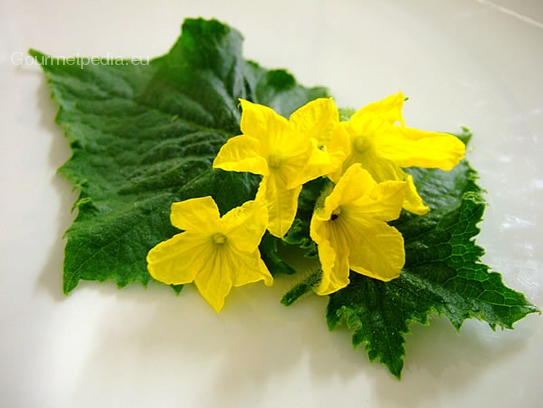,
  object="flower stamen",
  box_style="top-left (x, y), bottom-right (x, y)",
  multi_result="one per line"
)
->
top-left (353, 135), bottom-right (372, 153)
top-left (212, 233), bottom-right (227, 245)
top-left (268, 153), bottom-right (282, 170)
